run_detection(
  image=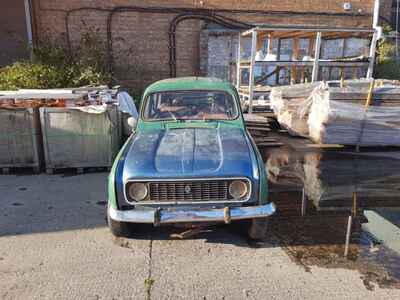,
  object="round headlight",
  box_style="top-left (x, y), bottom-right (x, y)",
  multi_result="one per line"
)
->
top-left (229, 180), bottom-right (248, 199)
top-left (128, 183), bottom-right (148, 201)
